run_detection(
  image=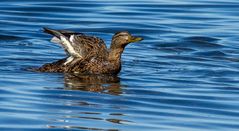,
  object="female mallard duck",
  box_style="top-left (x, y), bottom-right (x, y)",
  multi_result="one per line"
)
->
top-left (35, 27), bottom-right (143, 74)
